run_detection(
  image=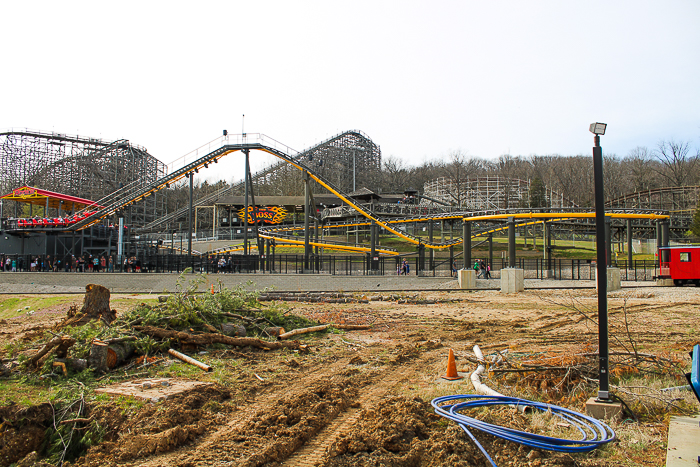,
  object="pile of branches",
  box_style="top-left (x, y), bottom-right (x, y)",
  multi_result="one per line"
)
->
top-left (8, 273), bottom-right (345, 378)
